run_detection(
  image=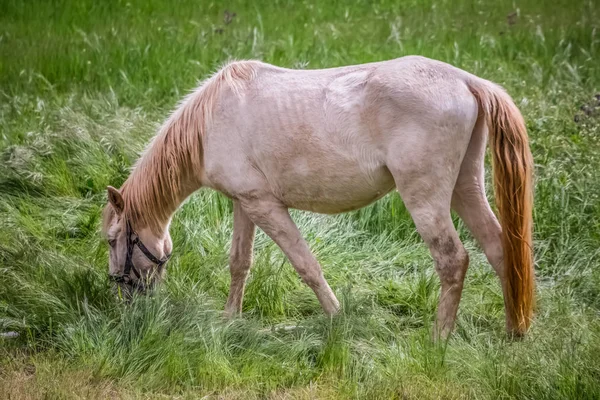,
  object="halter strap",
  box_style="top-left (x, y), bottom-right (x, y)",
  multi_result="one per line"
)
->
top-left (109, 220), bottom-right (171, 285)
